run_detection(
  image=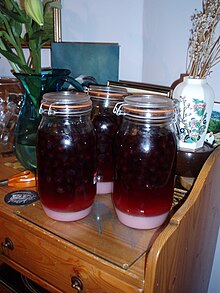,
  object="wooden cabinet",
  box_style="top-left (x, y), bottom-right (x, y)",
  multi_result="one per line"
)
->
top-left (0, 213), bottom-right (142, 292)
top-left (0, 148), bottom-right (220, 293)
